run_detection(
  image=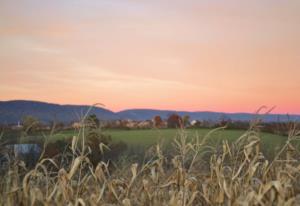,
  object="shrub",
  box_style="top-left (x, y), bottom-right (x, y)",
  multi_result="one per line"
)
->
top-left (21, 115), bottom-right (40, 134)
